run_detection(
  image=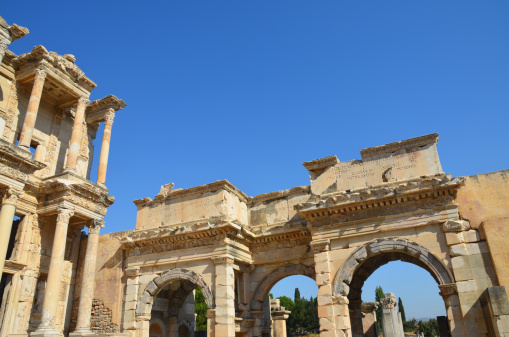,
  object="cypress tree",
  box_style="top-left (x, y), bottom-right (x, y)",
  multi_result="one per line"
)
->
top-left (375, 286), bottom-right (385, 333)
top-left (398, 297), bottom-right (406, 322)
